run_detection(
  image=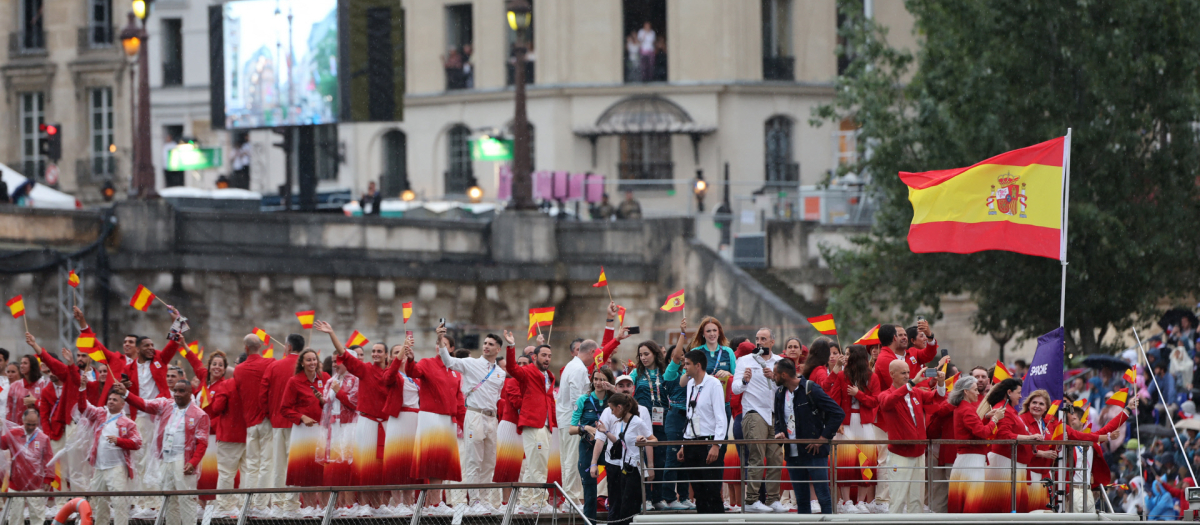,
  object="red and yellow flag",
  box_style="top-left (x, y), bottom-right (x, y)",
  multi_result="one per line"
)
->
top-left (1072, 397), bottom-right (1087, 408)
top-left (660, 289), bottom-right (685, 313)
top-left (1049, 420), bottom-right (1064, 440)
top-left (183, 341), bottom-right (203, 360)
top-left (593, 267), bottom-right (608, 288)
top-left (901, 136), bottom-right (1067, 260)
top-left (199, 383), bottom-right (211, 408)
top-left (6, 295), bottom-right (25, 318)
top-left (944, 371), bottom-right (960, 392)
top-left (992, 360), bottom-right (1013, 383)
top-left (1080, 406), bottom-right (1091, 430)
top-left (402, 302), bottom-right (413, 323)
top-left (253, 327), bottom-right (270, 344)
top-left (346, 330), bottom-right (369, 348)
top-left (616, 305), bottom-right (626, 326)
top-left (807, 314), bottom-right (837, 335)
top-left (1044, 399), bottom-right (1061, 422)
top-left (1123, 365), bottom-right (1137, 384)
top-left (295, 310), bottom-right (315, 329)
top-left (129, 285), bottom-right (156, 312)
top-left (1106, 388), bottom-right (1129, 407)
top-left (263, 343), bottom-right (274, 359)
top-left (853, 324), bottom-right (880, 346)
top-left (67, 270), bottom-right (80, 288)
top-left (76, 335), bottom-right (95, 349)
top-left (528, 307), bottom-right (555, 339)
